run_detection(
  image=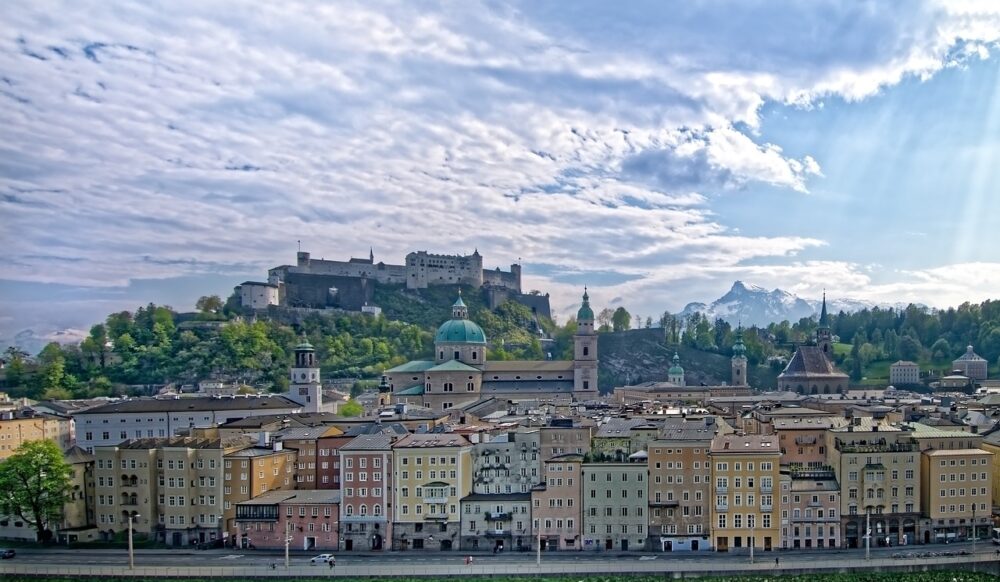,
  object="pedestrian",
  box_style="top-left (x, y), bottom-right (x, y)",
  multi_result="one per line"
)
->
top-left (328, 557), bottom-right (335, 569)
top-left (775, 557), bottom-right (779, 566)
